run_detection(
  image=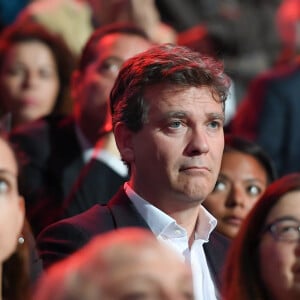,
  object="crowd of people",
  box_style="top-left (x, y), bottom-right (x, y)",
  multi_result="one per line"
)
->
top-left (0, 1), bottom-right (300, 300)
